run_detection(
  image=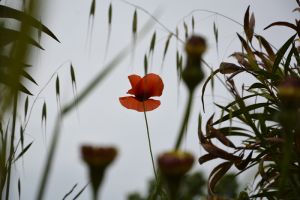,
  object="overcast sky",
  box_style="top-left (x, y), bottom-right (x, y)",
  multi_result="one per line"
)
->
top-left (4, 0), bottom-right (298, 199)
